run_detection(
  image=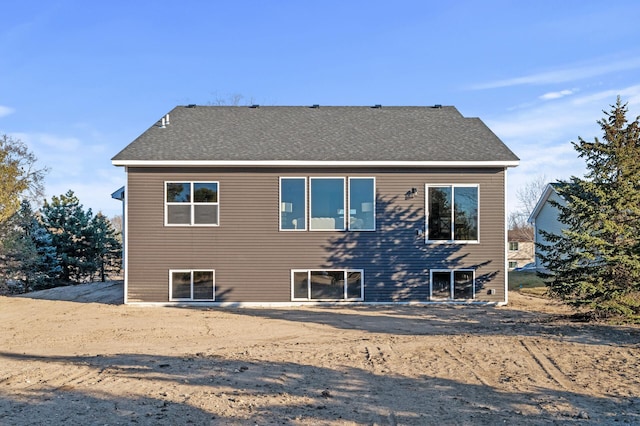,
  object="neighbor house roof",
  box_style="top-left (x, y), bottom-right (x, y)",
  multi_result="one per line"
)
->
top-left (112, 105), bottom-right (519, 167)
